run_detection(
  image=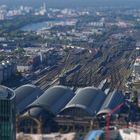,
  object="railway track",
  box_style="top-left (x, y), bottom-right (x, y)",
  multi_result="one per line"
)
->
top-left (31, 40), bottom-right (136, 92)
